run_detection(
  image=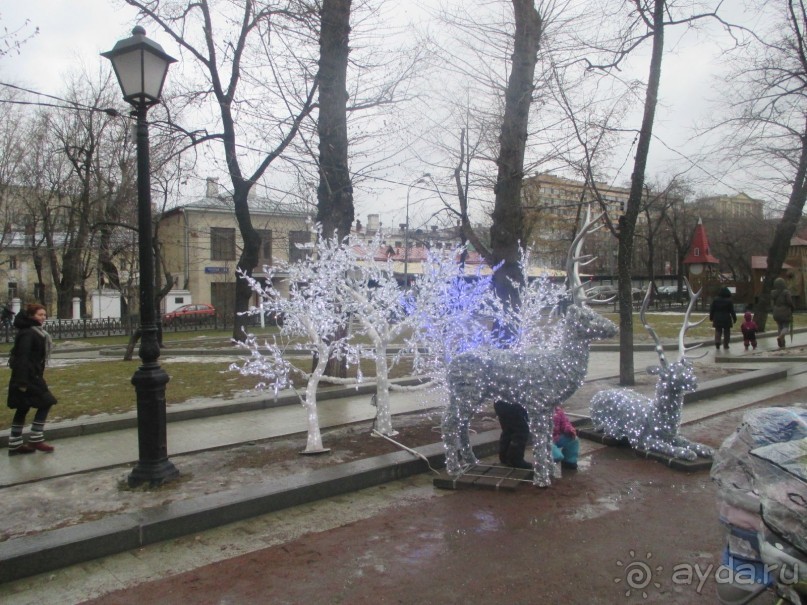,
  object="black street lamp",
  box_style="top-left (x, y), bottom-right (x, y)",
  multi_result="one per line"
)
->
top-left (102, 27), bottom-right (179, 487)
